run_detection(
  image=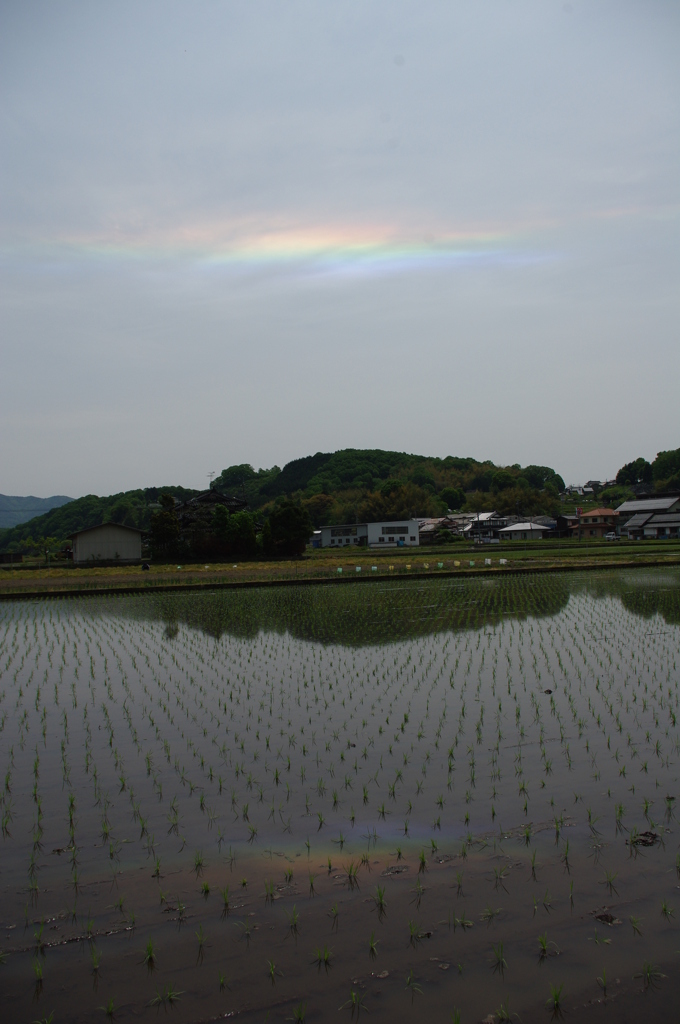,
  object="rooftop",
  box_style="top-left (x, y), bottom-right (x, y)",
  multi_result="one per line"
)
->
top-left (499, 521), bottom-right (552, 532)
top-left (70, 522), bottom-right (143, 538)
top-left (581, 508), bottom-right (617, 517)
top-left (616, 496), bottom-right (680, 513)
